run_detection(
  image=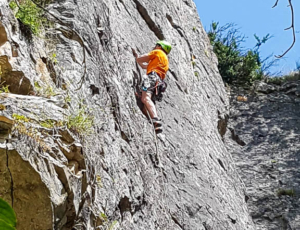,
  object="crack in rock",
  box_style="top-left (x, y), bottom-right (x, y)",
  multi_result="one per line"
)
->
top-left (133, 0), bottom-right (165, 40)
top-left (166, 14), bottom-right (193, 54)
top-left (5, 143), bottom-right (14, 207)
